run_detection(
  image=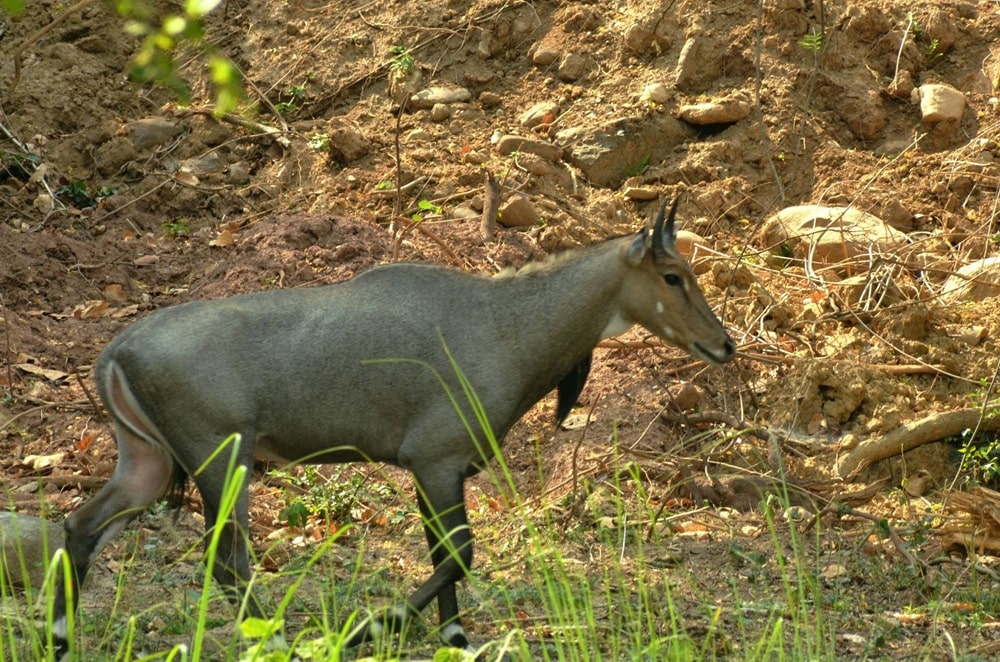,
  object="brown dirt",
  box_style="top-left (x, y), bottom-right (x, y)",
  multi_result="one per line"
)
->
top-left (3, 0), bottom-right (1000, 658)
